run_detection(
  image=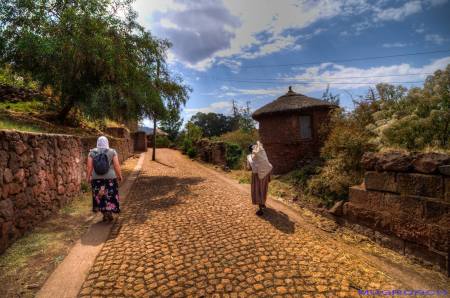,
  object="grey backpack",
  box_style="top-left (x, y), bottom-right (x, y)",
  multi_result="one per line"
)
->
top-left (93, 149), bottom-right (109, 175)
